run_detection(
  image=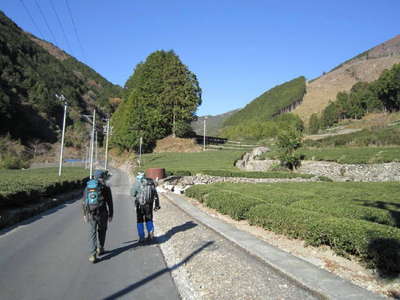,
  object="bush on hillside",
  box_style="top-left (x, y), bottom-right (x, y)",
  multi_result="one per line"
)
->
top-left (276, 128), bottom-right (303, 170)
